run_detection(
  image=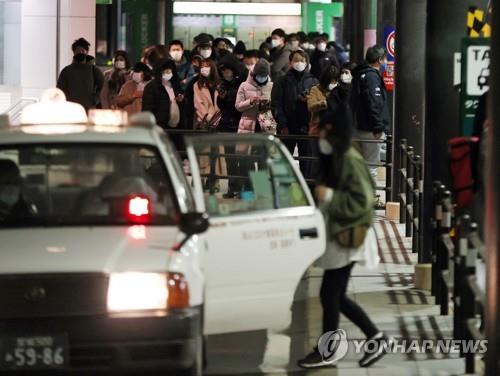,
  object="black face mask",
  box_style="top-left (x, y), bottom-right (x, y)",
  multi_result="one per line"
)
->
top-left (73, 53), bottom-right (87, 63)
